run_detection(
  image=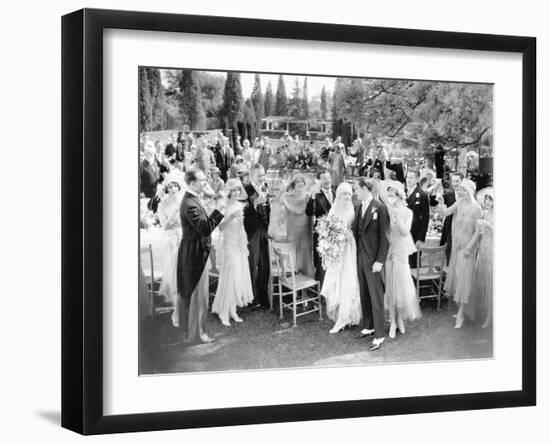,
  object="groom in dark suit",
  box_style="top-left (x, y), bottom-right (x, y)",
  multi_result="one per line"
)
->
top-left (405, 170), bottom-right (430, 268)
top-left (305, 169), bottom-right (334, 285)
top-left (243, 163), bottom-right (271, 310)
top-left (177, 169), bottom-right (225, 344)
top-left (353, 177), bottom-right (390, 351)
